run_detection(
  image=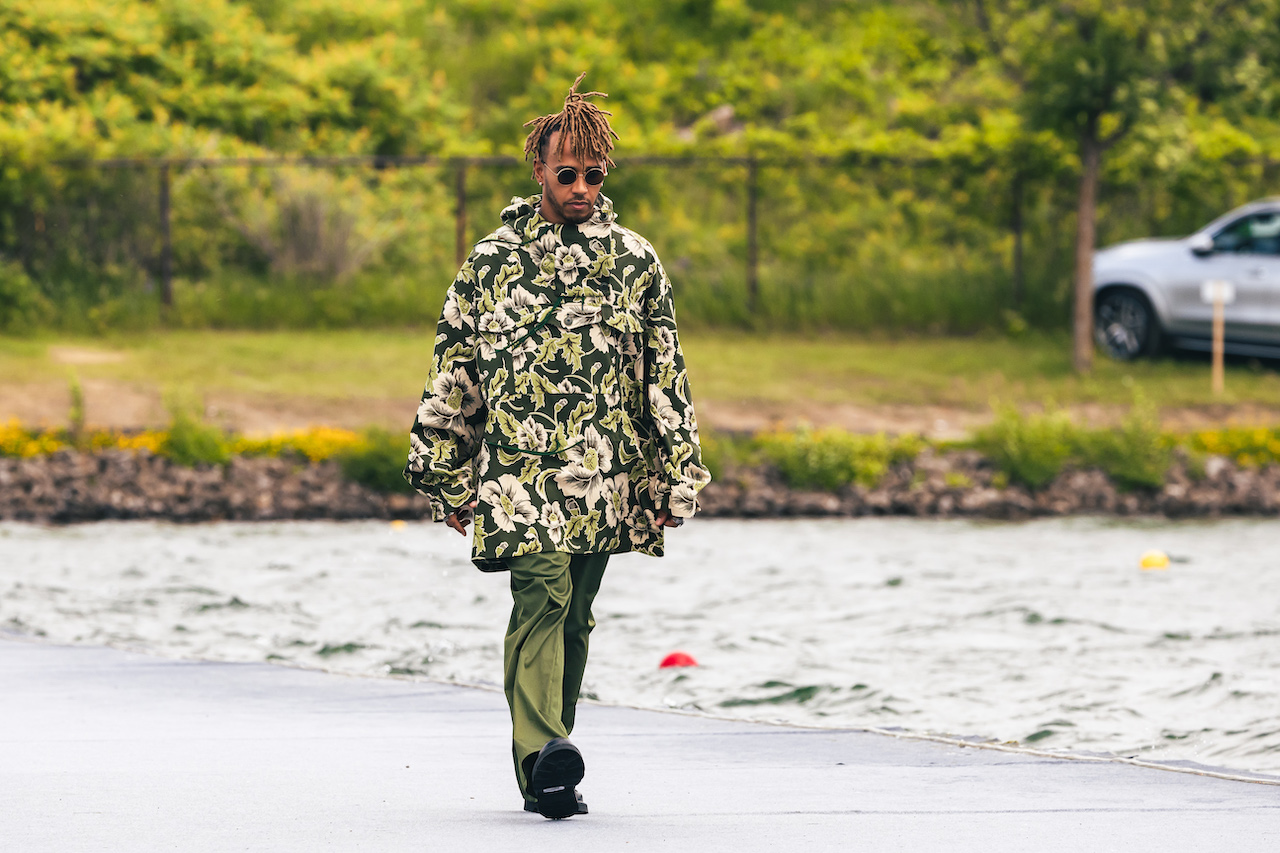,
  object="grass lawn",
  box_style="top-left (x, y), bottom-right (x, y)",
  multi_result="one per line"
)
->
top-left (681, 331), bottom-right (1280, 409)
top-left (4, 329), bottom-right (1280, 430)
